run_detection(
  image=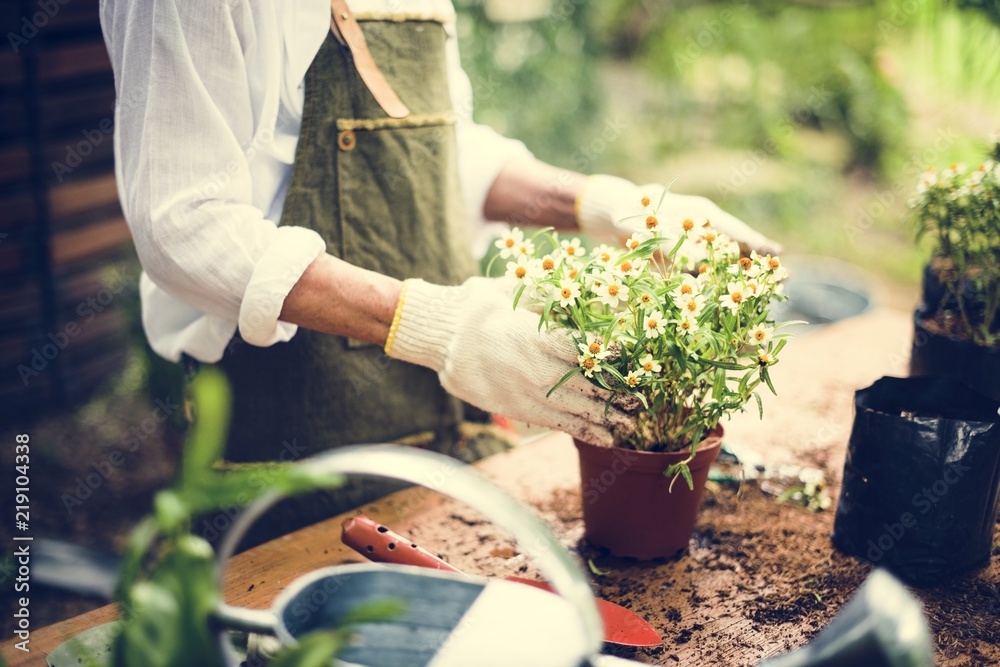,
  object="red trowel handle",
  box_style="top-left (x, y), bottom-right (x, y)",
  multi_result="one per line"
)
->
top-left (341, 515), bottom-right (462, 574)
